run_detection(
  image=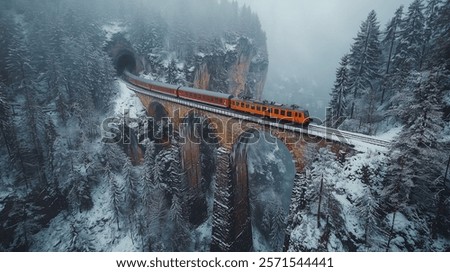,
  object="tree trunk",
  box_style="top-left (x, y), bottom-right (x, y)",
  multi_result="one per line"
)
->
top-left (445, 155), bottom-right (450, 184)
top-left (385, 211), bottom-right (396, 252)
top-left (317, 174), bottom-right (324, 228)
top-left (0, 126), bottom-right (12, 159)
